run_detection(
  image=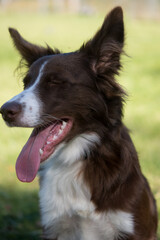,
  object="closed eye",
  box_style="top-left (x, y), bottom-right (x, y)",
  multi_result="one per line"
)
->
top-left (45, 73), bottom-right (70, 86)
top-left (46, 75), bottom-right (60, 85)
